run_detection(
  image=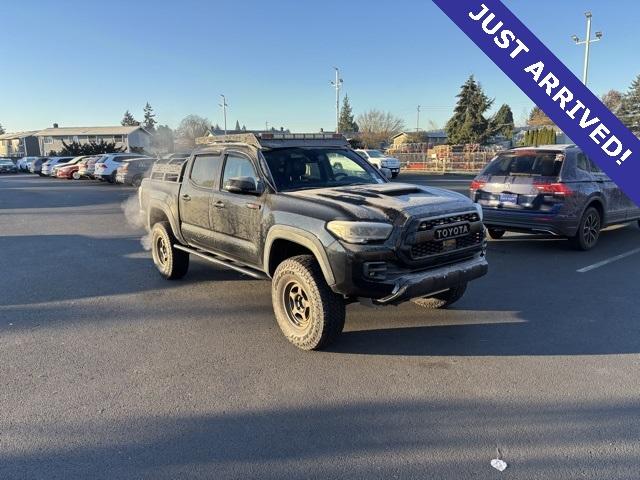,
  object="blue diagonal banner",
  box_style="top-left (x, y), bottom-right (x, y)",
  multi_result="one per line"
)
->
top-left (432, 0), bottom-right (640, 207)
